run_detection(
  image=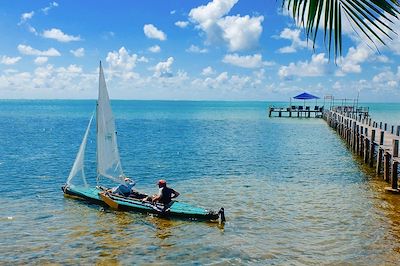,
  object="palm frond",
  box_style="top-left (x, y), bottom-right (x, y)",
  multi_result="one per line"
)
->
top-left (283, 0), bottom-right (400, 60)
